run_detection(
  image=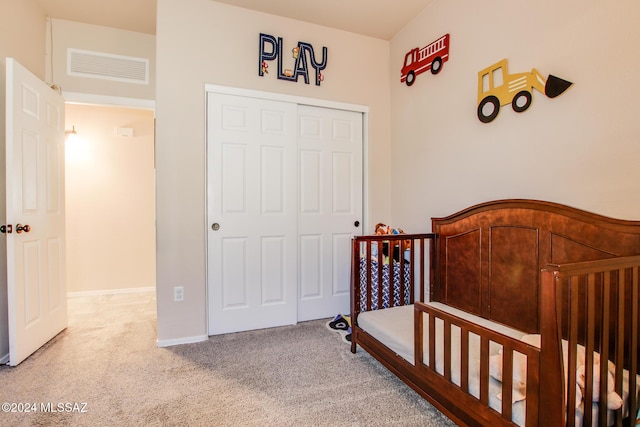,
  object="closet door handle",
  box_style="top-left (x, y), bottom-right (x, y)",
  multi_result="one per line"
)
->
top-left (211, 223), bottom-right (220, 231)
top-left (354, 221), bottom-right (360, 227)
